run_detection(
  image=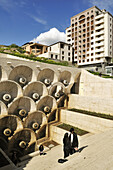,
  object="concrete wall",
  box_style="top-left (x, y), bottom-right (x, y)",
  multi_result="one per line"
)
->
top-left (68, 94), bottom-right (113, 115)
top-left (60, 109), bottom-right (113, 133)
top-left (79, 69), bottom-right (113, 98)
